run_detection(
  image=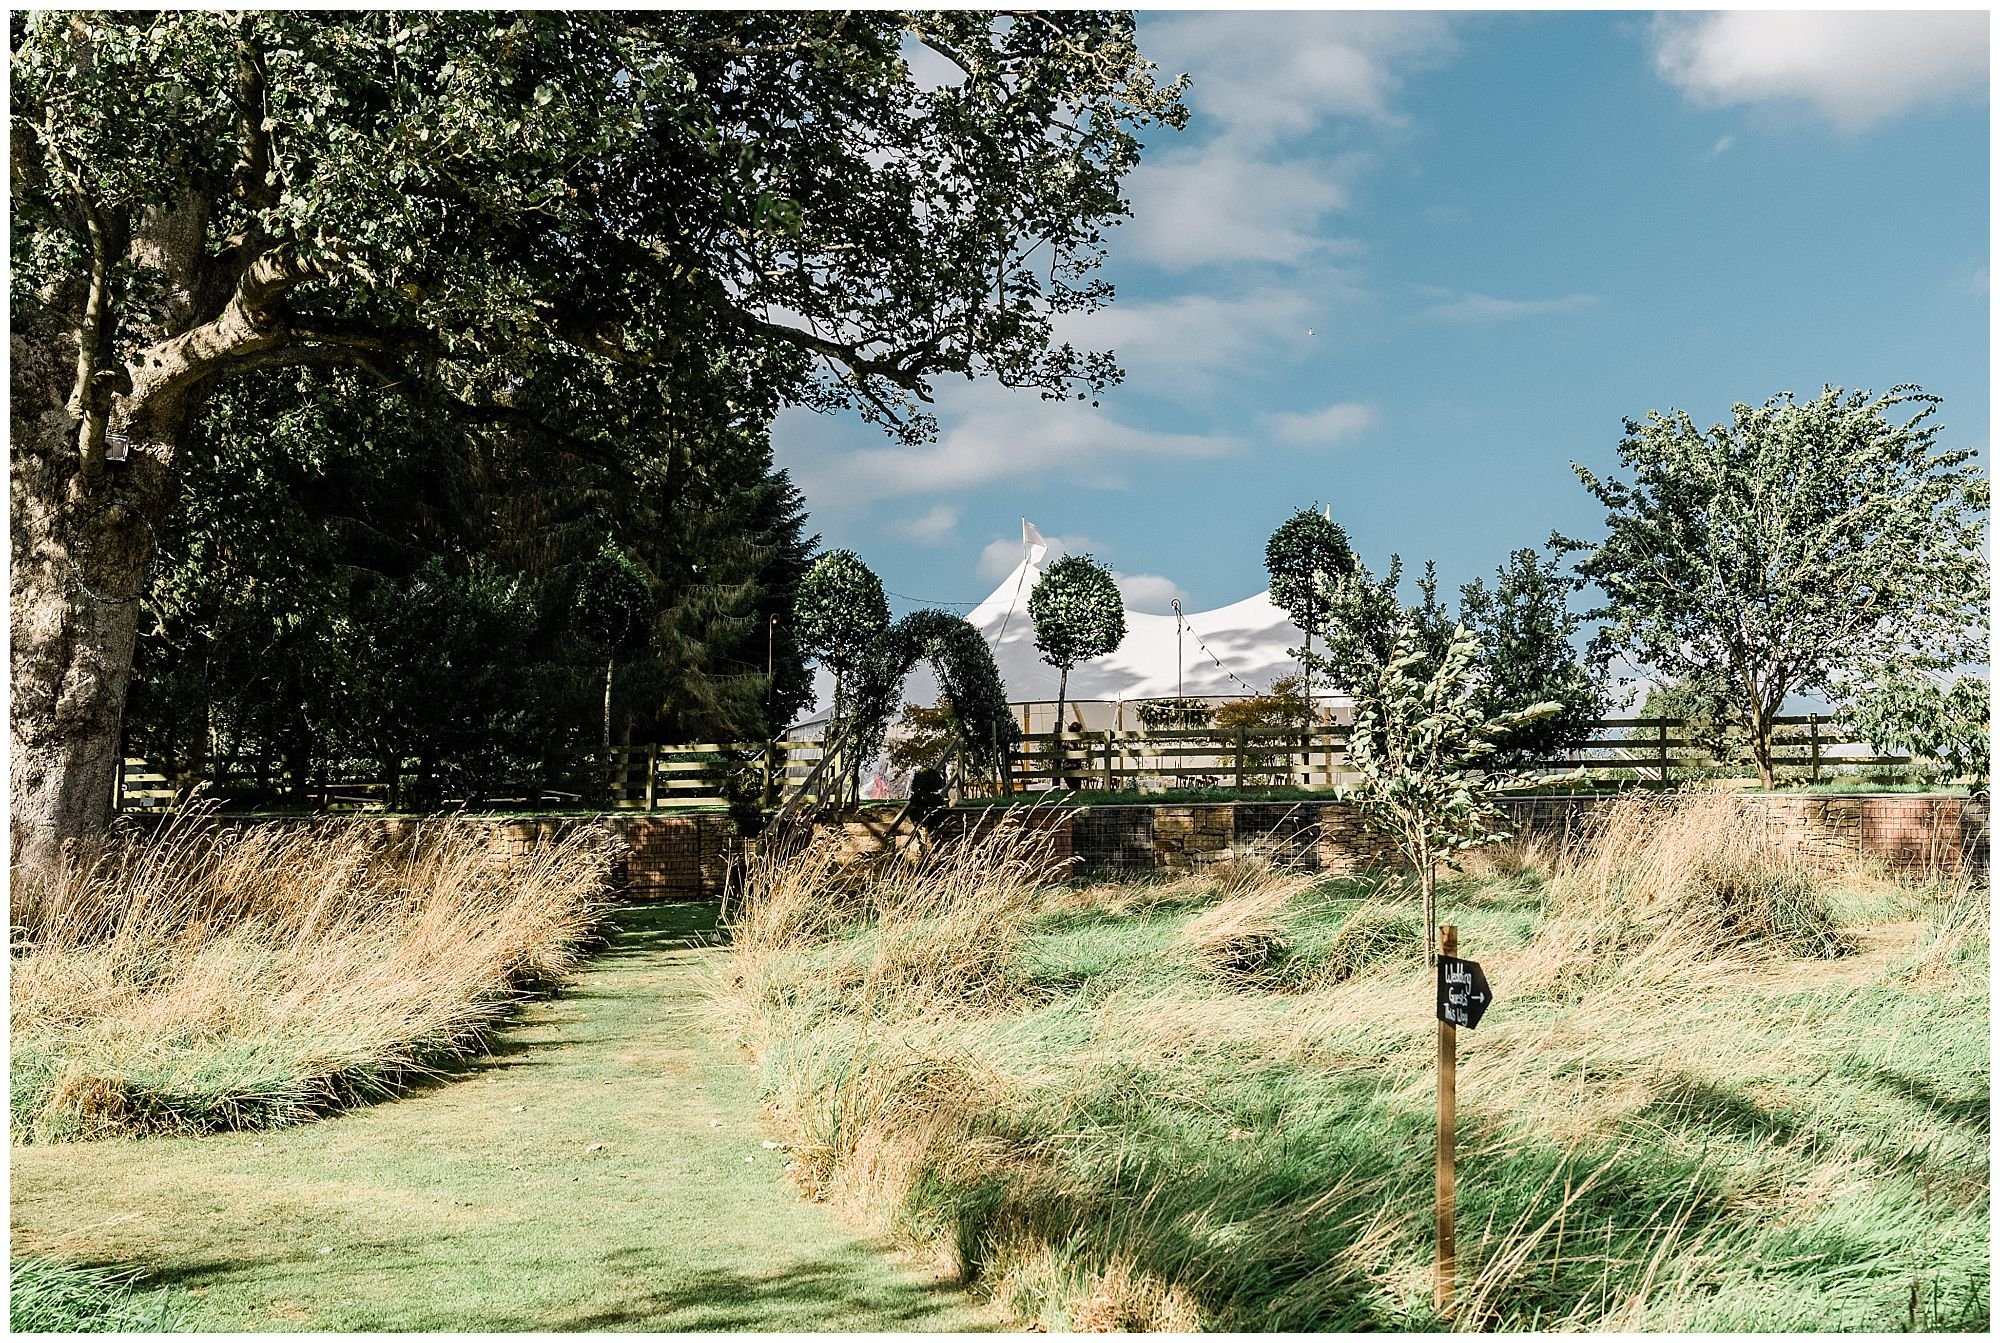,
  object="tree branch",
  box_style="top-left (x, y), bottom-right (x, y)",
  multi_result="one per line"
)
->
top-left (229, 19), bottom-right (277, 209)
